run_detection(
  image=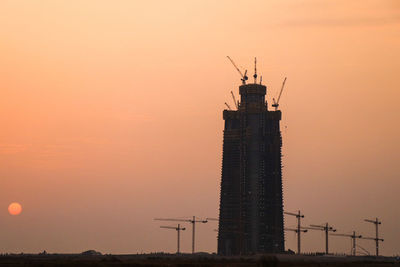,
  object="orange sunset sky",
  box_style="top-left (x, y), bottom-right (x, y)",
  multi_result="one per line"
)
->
top-left (1, 0), bottom-right (399, 255)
